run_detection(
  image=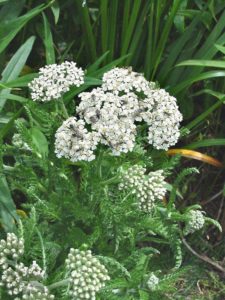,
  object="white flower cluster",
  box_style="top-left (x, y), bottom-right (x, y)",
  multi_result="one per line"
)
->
top-left (140, 89), bottom-right (183, 150)
top-left (184, 210), bottom-right (205, 235)
top-left (0, 233), bottom-right (55, 299)
top-left (77, 88), bottom-right (138, 155)
top-left (147, 273), bottom-right (159, 291)
top-left (102, 68), bottom-right (182, 150)
top-left (0, 233), bottom-right (24, 268)
top-left (102, 67), bottom-right (156, 95)
top-left (28, 61), bottom-right (84, 102)
top-left (12, 133), bottom-right (31, 151)
top-left (54, 67), bottom-right (182, 162)
top-left (55, 117), bottom-right (100, 162)
top-left (119, 165), bottom-right (167, 213)
top-left (66, 248), bottom-right (110, 300)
